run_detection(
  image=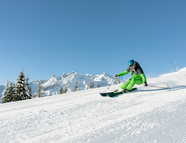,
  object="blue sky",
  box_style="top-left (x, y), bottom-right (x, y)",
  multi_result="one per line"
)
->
top-left (0, 0), bottom-right (186, 85)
